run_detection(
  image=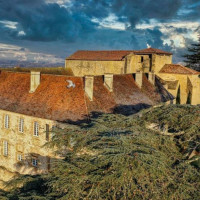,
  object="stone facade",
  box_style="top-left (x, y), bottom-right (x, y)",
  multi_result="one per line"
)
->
top-left (158, 73), bottom-right (200, 105)
top-left (0, 109), bottom-right (59, 185)
top-left (66, 60), bottom-right (125, 77)
top-left (65, 53), bottom-right (172, 76)
top-left (65, 48), bottom-right (199, 106)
